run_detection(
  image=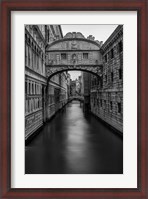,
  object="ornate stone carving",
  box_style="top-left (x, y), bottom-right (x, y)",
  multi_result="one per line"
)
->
top-left (46, 65), bottom-right (103, 79)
